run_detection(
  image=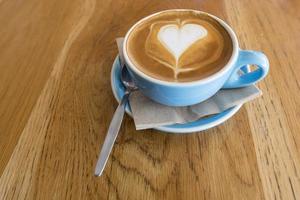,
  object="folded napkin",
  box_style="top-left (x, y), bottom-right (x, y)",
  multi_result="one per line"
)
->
top-left (116, 38), bottom-right (262, 130)
top-left (129, 87), bottom-right (261, 130)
